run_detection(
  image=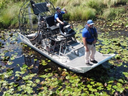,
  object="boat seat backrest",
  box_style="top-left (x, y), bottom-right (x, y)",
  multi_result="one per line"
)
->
top-left (30, 1), bottom-right (49, 15)
top-left (45, 15), bottom-right (55, 27)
